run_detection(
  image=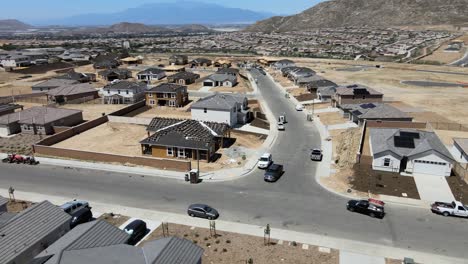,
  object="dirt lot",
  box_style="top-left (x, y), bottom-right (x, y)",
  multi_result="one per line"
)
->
top-left (58, 104), bottom-right (126, 120)
top-left (269, 71), bottom-right (296, 88)
top-left (317, 112), bottom-right (347, 126)
top-left (7, 199), bottom-right (34, 213)
top-left (211, 77), bottom-right (253, 94)
top-left (434, 130), bottom-right (468, 145)
top-left (231, 131), bottom-right (266, 149)
top-left (447, 175), bottom-right (468, 204)
top-left (98, 213), bottom-right (130, 227)
top-left (141, 223), bottom-right (339, 264)
top-left (0, 134), bottom-right (44, 155)
top-left (127, 105), bottom-right (192, 119)
top-left (54, 123), bottom-right (148, 156)
top-left (331, 128), bottom-right (361, 168)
